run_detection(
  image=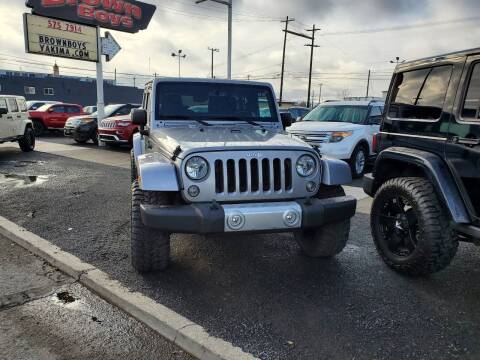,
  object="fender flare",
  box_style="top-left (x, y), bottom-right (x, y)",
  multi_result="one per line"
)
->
top-left (321, 157), bottom-right (352, 185)
top-left (137, 152), bottom-right (180, 192)
top-left (372, 147), bottom-right (470, 224)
